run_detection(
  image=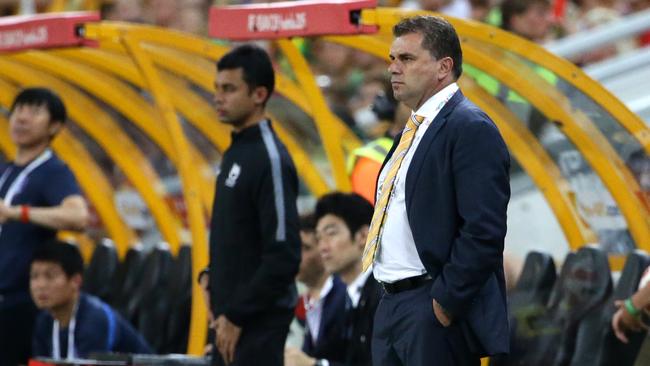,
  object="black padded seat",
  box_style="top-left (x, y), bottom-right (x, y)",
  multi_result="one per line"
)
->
top-left (581, 250), bottom-right (650, 366)
top-left (491, 251), bottom-right (556, 366)
top-left (136, 243), bottom-right (174, 352)
top-left (109, 245), bottom-right (146, 322)
top-left (83, 238), bottom-right (119, 302)
top-left (162, 245), bottom-right (192, 353)
top-left (500, 247), bottom-right (612, 366)
top-left (536, 246), bottom-right (612, 366)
